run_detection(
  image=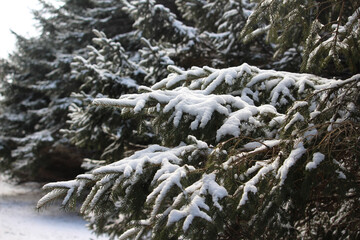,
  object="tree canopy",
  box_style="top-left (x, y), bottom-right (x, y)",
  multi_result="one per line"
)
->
top-left (0, 0), bottom-right (359, 239)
